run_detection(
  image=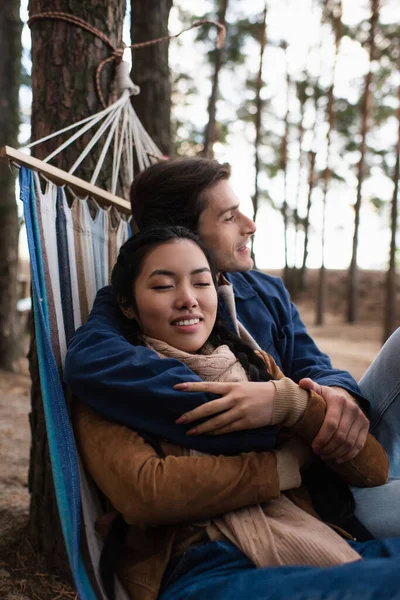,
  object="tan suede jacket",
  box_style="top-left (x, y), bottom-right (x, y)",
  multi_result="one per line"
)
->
top-left (73, 352), bottom-right (388, 600)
